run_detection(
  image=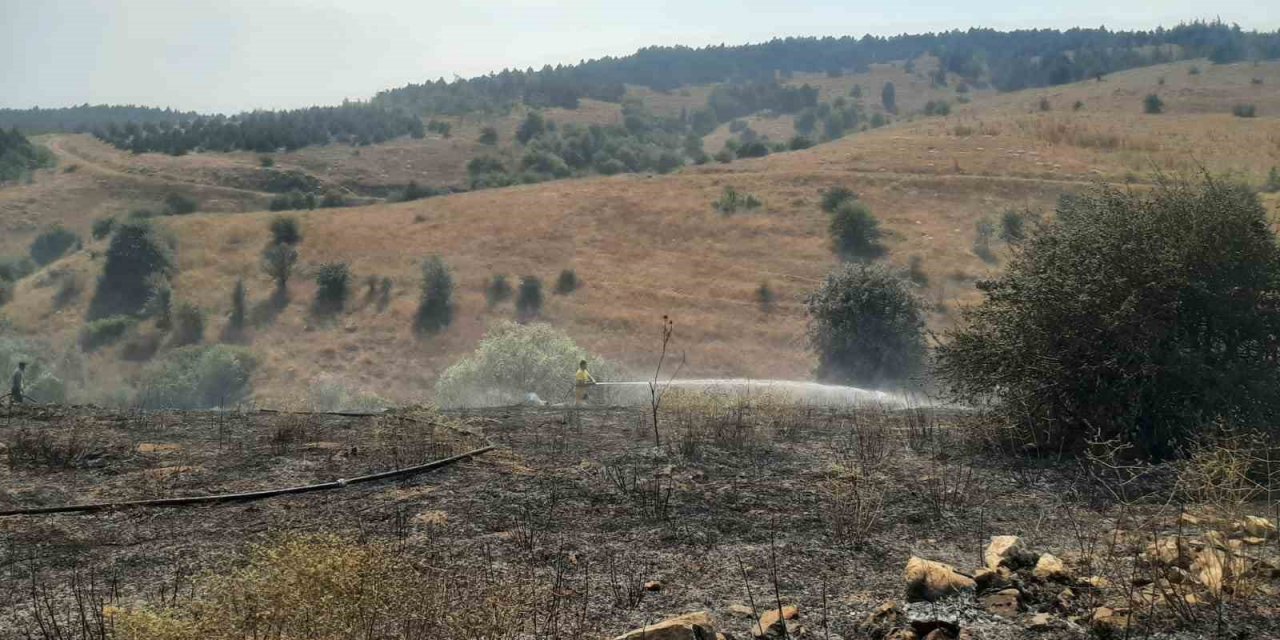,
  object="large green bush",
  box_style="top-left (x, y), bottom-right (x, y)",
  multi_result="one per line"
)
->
top-left (936, 178), bottom-right (1280, 458)
top-left (806, 263), bottom-right (926, 387)
top-left (29, 225), bottom-right (80, 266)
top-left (415, 256), bottom-right (454, 334)
top-left (435, 322), bottom-right (617, 407)
top-left (137, 345), bottom-right (257, 409)
top-left (314, 262), bottom-right (350, 314)
top-left (78, 316), bottom-right (135, 351)
top-left (830, 201), bottom-right (885, 261)
top-left (87, 220), bottom-right (174, 320)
